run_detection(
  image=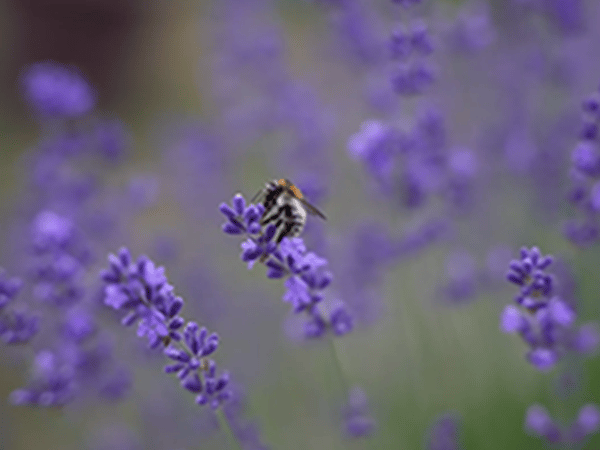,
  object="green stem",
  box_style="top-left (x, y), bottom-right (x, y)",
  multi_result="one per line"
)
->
top-left (328, 337), bottom-right (350, 398)
top-left (216, 408), bottom-right (243, 450)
